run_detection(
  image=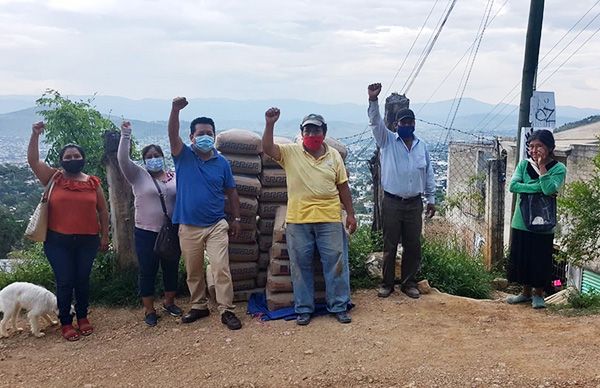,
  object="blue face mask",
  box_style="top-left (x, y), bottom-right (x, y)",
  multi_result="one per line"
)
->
top-left (145, 157), bottom-right (164, 172)
top-left (397, 125), bottom-right (415, 138)
top-left (194, 135), bottom-right (214, 153)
